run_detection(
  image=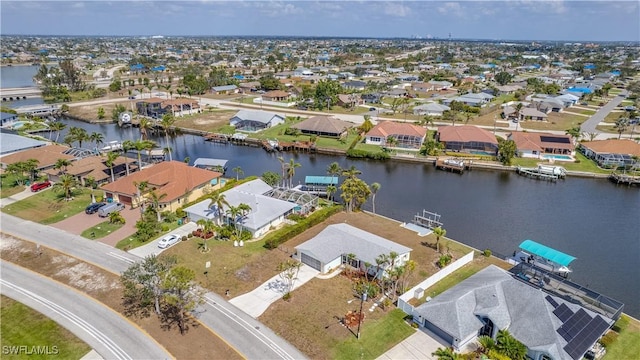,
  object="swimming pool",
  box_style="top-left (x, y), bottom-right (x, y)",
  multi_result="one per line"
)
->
top-left (542, 154), bottom-right (573, 161)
